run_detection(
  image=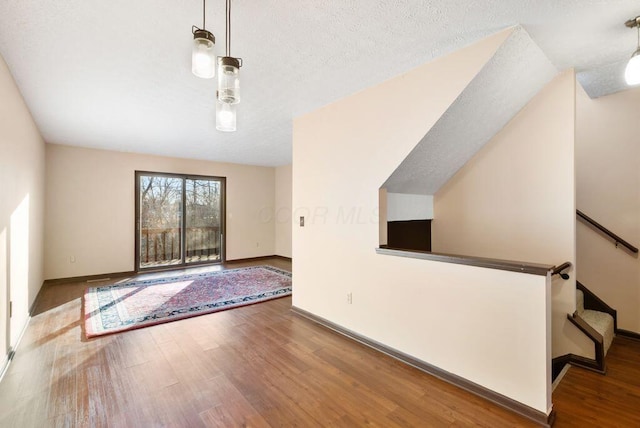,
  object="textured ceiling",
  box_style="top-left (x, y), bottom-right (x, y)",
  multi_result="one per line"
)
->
top-left (383, 27), bottom-right (557, 195)
top-left (0, 1), bottom-right (638, 166)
